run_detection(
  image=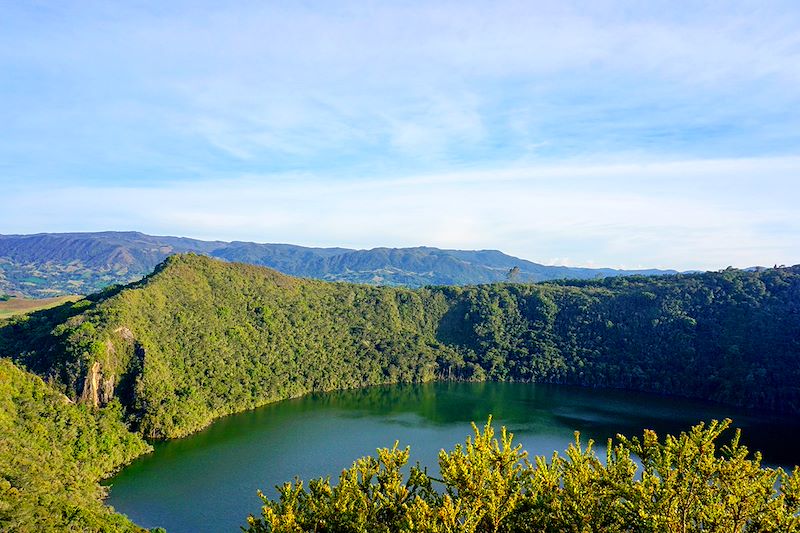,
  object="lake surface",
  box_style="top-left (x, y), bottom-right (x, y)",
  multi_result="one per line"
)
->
top-left (106, 382), bottom-right (800, 532)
